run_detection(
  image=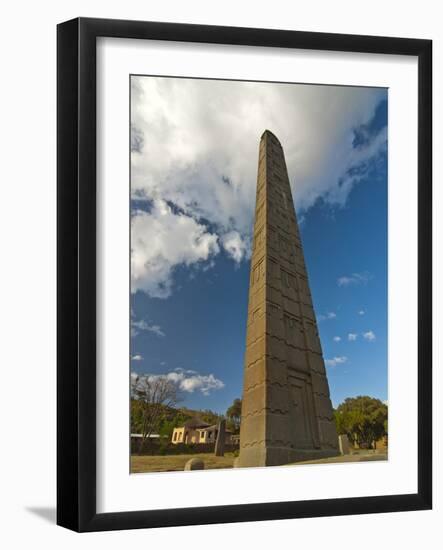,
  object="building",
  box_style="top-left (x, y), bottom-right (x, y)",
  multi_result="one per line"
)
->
top-left (171, 418), bottom-right (233, 445)
top-left (171, 418), bottom-right (209, 444)
top-left (238, 130), bottom-right (339, 467)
